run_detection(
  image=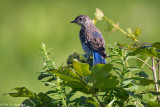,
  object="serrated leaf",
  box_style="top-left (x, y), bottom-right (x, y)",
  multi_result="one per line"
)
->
top-left (47, 66), bottom-right (81, 82)
top-left (128, 46), bottom-right (160, 58)
top-left (87, 64), bottom-right (119, 91)
top-left (47, 66), bottom-right (89, 93)
top-left (5, 87), bottom-right (36, 98)
top-left (87, 64), bottom-right (113, 82)
top-left (73, 60), bottom-right (91, 77)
